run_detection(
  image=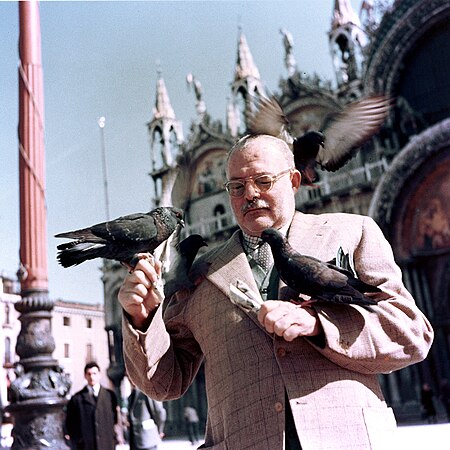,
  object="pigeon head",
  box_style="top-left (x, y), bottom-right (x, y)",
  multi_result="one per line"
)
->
top-left (300, 131), bottom-right (324, 148)
top-left (177, 234), bottom-right (208, 256)
top-left (160, 206), bottom-right (185, 227)
top-left (261, 228), bottom-right (284, 247)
